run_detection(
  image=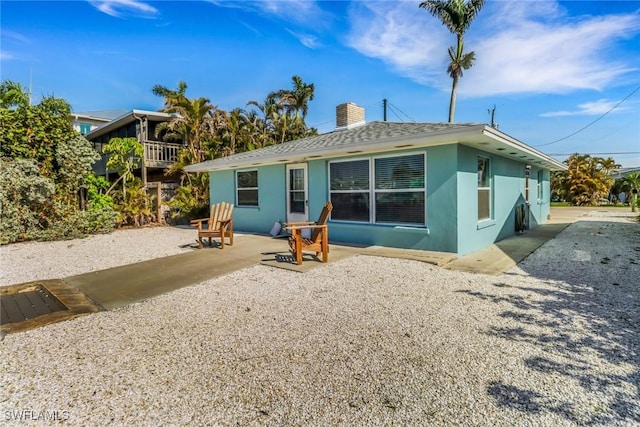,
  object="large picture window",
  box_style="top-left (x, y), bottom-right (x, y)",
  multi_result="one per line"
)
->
top-left (477, 157), bottom-right (491, 221)
top-left (329, 153), bottom-right (426, 226)
top-left (236, 170), bottom-right (258, 207)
